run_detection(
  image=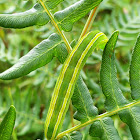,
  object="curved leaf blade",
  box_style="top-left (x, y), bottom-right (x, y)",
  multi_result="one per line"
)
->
top-left (100, 31), bottom-right (128, 111)
top-left (130, 34), bottom-right (140, 100)
top-left (0, 33), bottom-right (68, 80)
top-left (0, 105), bottom-right (16, 140)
